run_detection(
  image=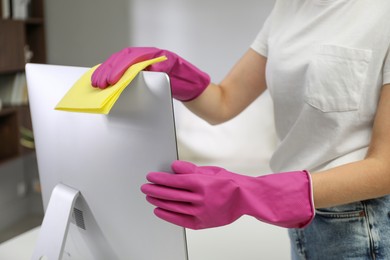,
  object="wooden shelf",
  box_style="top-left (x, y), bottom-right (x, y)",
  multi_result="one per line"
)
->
top-left (0, 0), bottom-right (45, 162)
top-left (0, 108), bottom-right (20, 161)
top-left (25, 18), bottom-right (44, 25)
top-left (0, 105), bottom-right (35, 164)
top-left (0, 20), bottom-right (25, 73)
